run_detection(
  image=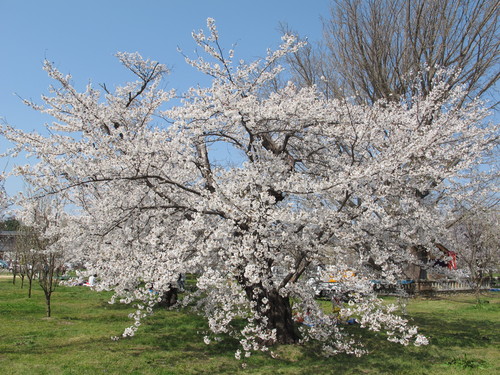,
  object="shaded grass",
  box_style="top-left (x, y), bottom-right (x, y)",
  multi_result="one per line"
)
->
top-left (0, 273), bottom-right (499, 374)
